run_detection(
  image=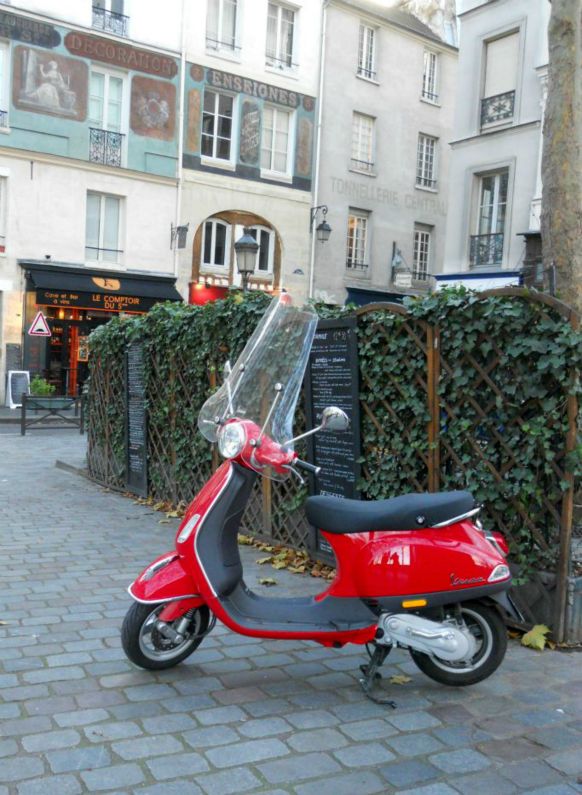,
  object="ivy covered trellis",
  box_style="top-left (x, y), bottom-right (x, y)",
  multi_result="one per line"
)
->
top-left (87, 288), bottom-right (581, 638)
